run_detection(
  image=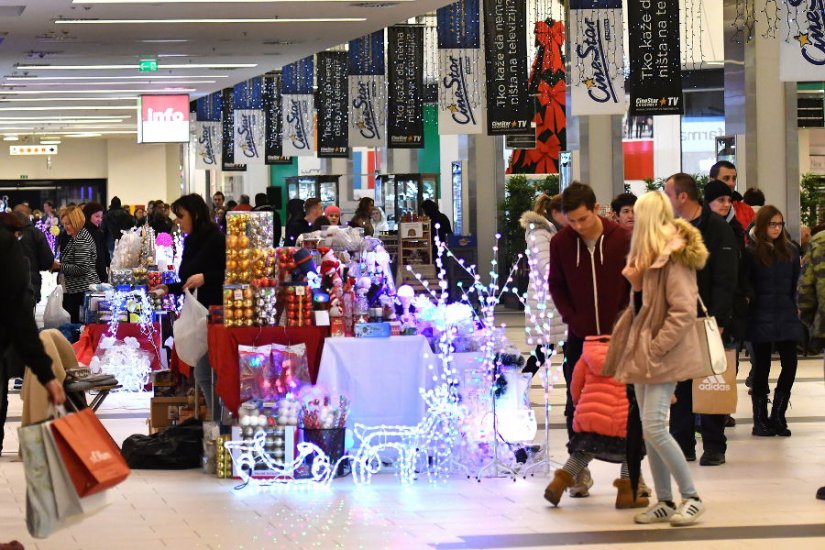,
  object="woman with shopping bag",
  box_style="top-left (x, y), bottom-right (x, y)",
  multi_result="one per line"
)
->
top-left (154, 194), bottom-right (225, 419)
